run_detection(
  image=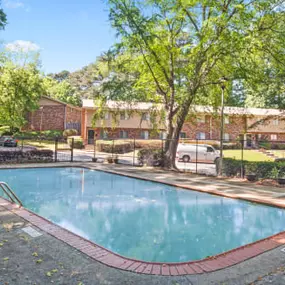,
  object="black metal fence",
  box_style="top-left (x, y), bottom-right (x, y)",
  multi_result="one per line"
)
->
top-left (1, 136), bottom-right (284, 183)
